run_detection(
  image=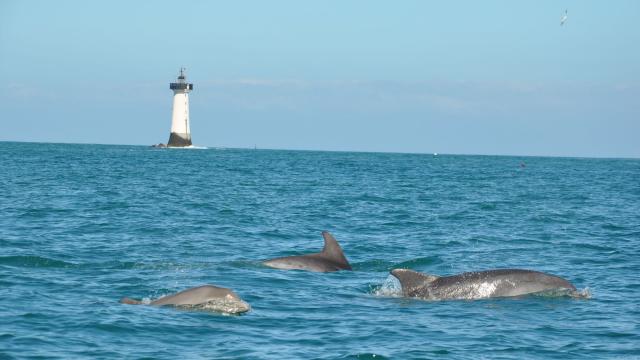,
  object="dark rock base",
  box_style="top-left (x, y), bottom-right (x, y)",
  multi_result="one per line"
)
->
top-left (167, 132), bottom-right (192, 147)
